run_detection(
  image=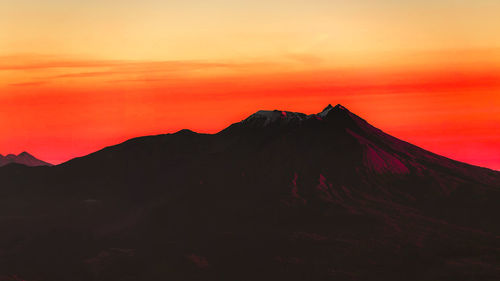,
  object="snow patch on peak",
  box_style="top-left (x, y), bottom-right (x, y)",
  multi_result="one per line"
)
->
top-left (253, 110), bottom-right (280, 118)
top-left (244, 110), bottom-right (307, 127)
top-left (240, 103), bottom-right (351, 128)
top-left (247, 110), bottom-right (282, 126)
